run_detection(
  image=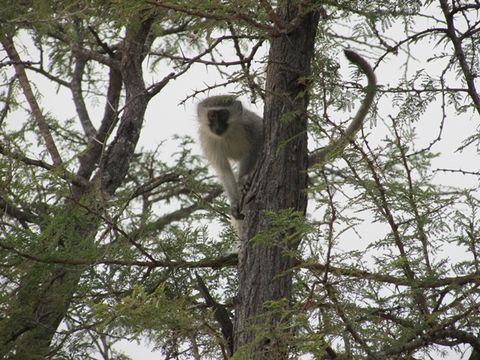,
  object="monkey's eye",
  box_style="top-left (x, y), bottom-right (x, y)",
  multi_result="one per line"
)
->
top-left (208, 109), bottom-right (230, 122)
